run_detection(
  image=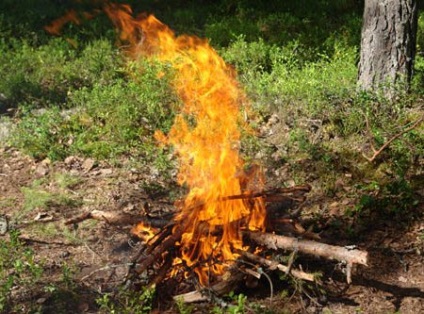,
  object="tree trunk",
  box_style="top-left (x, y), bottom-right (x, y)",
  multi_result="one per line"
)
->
top-left (358, 0), bottom-right (418, 99)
